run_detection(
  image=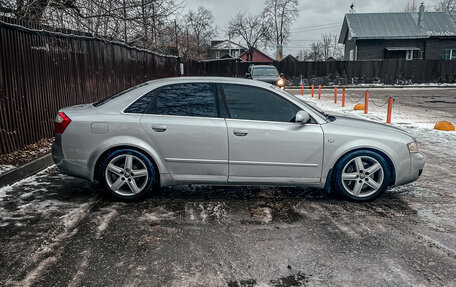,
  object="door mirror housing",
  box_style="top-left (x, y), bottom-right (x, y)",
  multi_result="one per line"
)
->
top-left (295, 110), bottom-right (310, 124)
top-left (245, 72), bottom-right (251, 78)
